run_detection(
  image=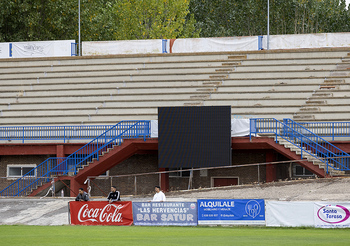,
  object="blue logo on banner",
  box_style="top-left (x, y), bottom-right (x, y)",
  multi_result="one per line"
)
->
top-left (133, 202), bottom-right (198, 226)
top-left (198, 199), bottom-right (265, 225)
